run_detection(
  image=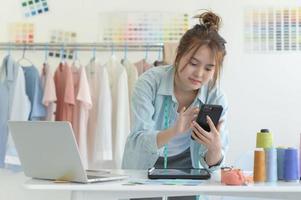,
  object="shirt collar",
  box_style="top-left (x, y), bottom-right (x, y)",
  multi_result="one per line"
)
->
top-left (157, 65), bottom-right (209, 104)
top-left (157, 66), bottom-right (174, 96)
